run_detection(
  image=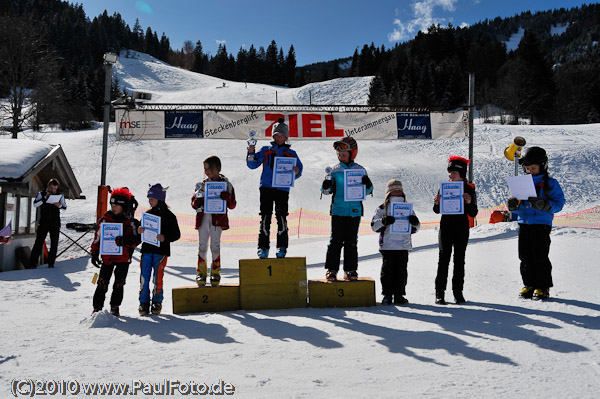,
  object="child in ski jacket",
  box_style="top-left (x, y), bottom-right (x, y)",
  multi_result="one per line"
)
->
top-left (91, 187), bottom-right (140, 316)
top-left (246, 118), bottom-right (302, 259)
top-left (433, 156), bottom-right (478, 305)
top-left (371, 178), bottom-right (420, 304)
top-left (192, 156), bottom-right (236, 287)
top-left (507, 146), bottom-right (565, 300)
top-left (137, 184), bottom-right (181, 315)
top-left (321, 136), bottom-right (373, 281)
